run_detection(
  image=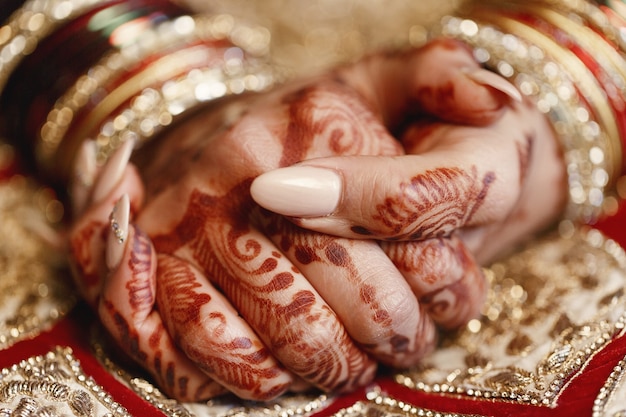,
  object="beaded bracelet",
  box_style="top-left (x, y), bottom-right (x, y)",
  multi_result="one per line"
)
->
top-left (435, 0), bottom-right (626, 224)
